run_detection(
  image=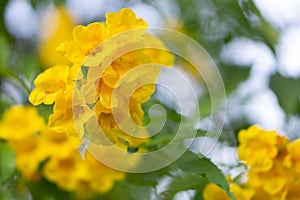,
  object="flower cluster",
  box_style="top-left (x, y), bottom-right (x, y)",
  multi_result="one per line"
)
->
top-left (29, 8), bottom-right (174, 150)
top-left (0, 8), bottom-right (174, 196)
top-left (203, 125), bottom-right (300, 200)
top-left (0, 106), bottom-right (124, 195)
